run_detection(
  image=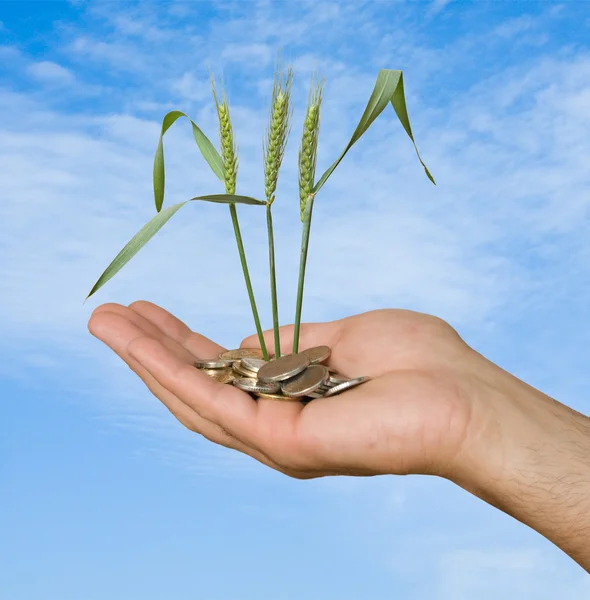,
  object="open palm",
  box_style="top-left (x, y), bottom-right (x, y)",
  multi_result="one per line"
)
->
top-left (89, 301), bottom-right (476, 480)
